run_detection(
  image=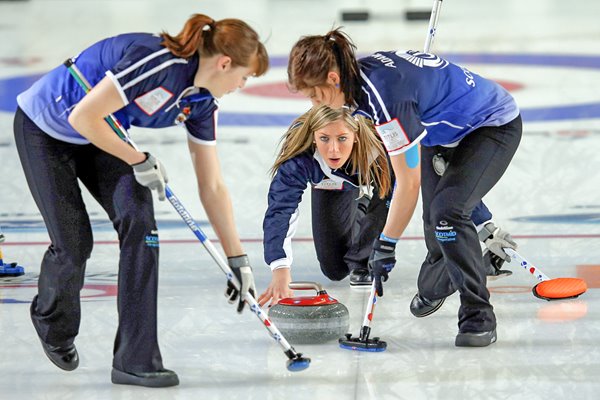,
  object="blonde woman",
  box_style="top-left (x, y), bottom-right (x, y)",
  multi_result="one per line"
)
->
top-left (258, 105), bottom-right (392, 307)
